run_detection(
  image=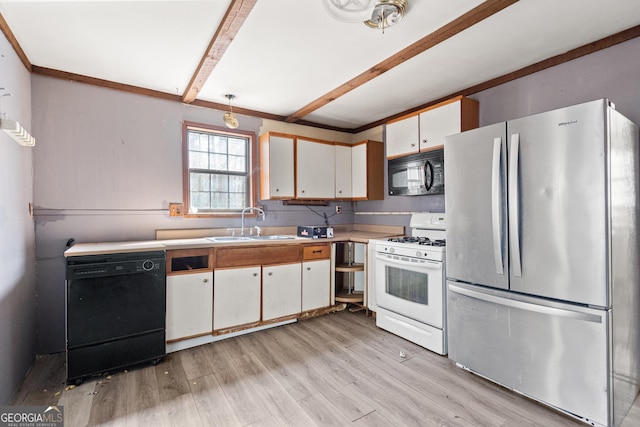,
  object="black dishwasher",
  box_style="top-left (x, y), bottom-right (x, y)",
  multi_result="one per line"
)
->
top-left (66, 250), bottom-right (166, 384)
